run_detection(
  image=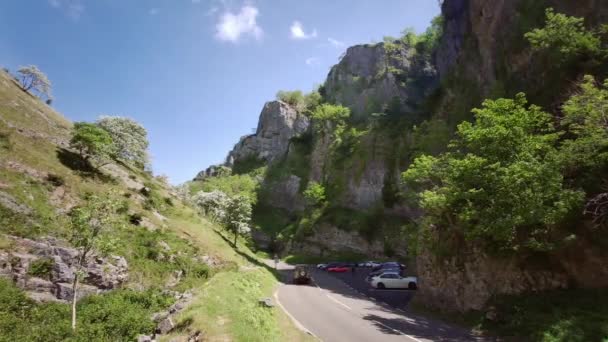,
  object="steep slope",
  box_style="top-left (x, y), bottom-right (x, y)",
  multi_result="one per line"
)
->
top-left (0, 69), bottom-right (308, 341)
